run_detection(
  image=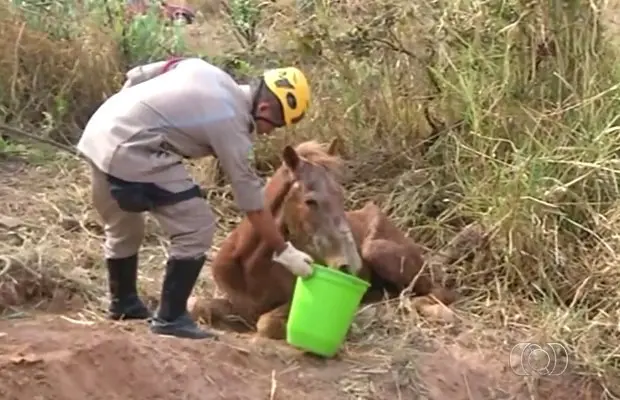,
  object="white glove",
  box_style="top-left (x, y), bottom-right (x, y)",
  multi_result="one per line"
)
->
top-left (273, 242), bottom-right (314, 278)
